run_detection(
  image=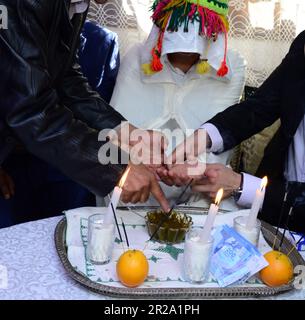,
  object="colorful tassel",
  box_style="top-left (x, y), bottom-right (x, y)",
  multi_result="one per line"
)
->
top-left (152, 0), bottom-right (172, 22)
top-left (188, 4), bottom-right (197, 19)
top-left (141, 63), bottom-right (156, 75)
top-left (151, 48), bottom-right (163, 71)
top-left (216, 61), bottom-right (228, 77)
top-left (153, 2), bottom-right (228, 39)
top-left (148, 0), bottom-right (230, 76)
top-left (219, 15), bottom-right (229, 32)
top-left (196, 60), bottom-right (210, 74)
top-left (151, 31), bottom-right (165, 72)
top-left (217, 31), bottom-right (229, 77)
